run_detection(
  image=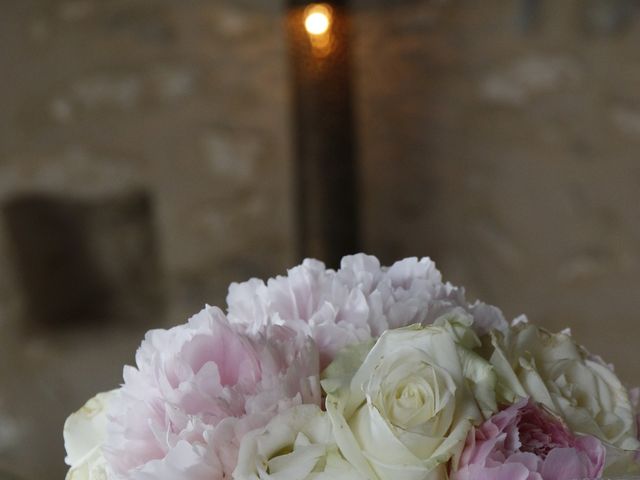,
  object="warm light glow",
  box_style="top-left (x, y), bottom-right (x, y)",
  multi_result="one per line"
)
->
top-left (304, 4), bottom-right (331, 36)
